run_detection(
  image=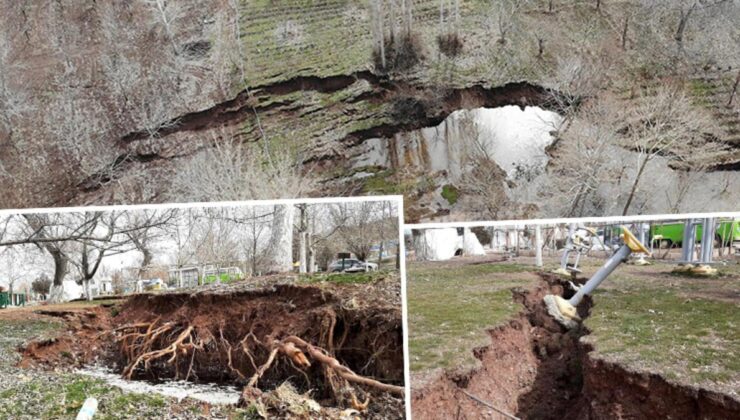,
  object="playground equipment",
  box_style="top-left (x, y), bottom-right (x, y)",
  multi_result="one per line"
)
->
top-left (552, 224), bottom-right (598, 277)
top-left (674, 218), bottom-right (719, 276)
top-left (544, 226), bottom-right (650, 329)
top-left (631, 223), bottom-right (651, 266)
